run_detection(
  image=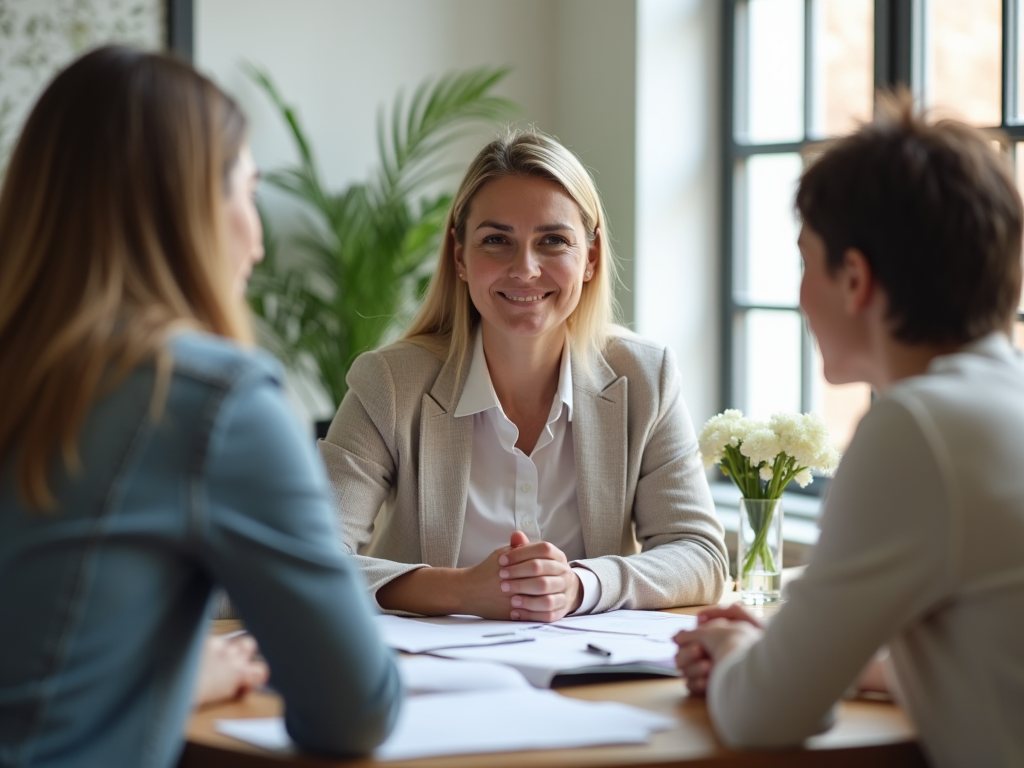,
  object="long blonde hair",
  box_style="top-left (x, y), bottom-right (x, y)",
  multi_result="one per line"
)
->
top-left (0, 45), bottom-right (251, 509)
top-left (402, 128), bottom-right (619, 377)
